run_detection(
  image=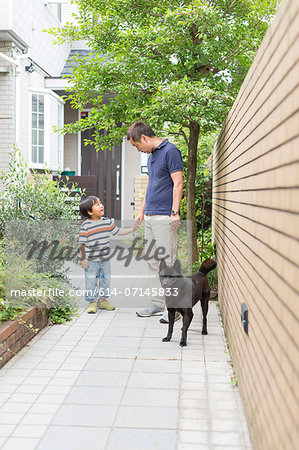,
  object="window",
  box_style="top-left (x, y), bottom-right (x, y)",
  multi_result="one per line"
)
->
top-left (140, 151), bottom-right (148, 174)
top-left (30, 89), bottom-right (64, 170)
top-left (31, 94), bottom-right (45, 164)
top-left (46, 2), bottom-right (62, 22)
